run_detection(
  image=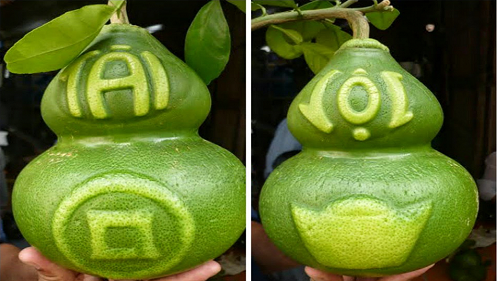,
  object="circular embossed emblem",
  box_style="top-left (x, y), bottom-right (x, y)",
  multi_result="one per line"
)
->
top-left (52, 172), bottom-right (194, 278)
